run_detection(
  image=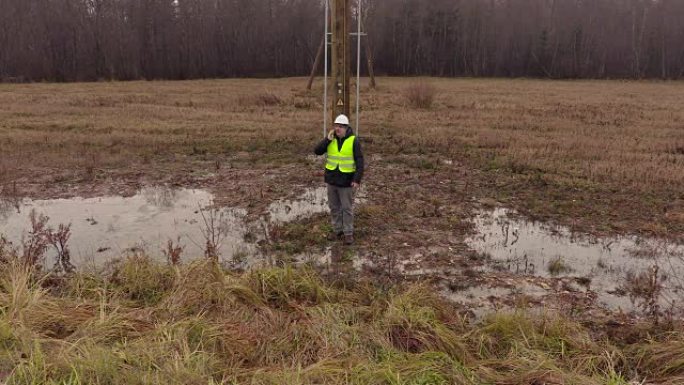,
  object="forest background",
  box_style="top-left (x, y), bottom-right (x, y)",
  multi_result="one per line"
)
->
top-left (2, 0), bottom-right (684, 82)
